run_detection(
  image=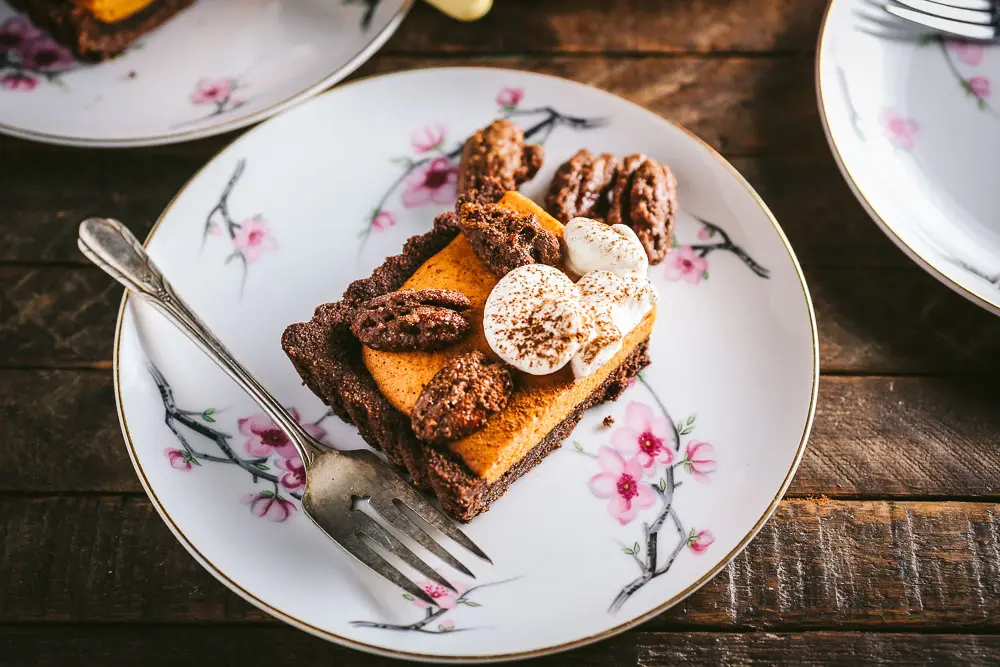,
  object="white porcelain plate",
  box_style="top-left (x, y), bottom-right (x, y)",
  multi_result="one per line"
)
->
top-left (818, 0), bottom-right (1000, 316)
top-left (0, 0), bottom-right (410, 146)
top-left (114, 68), bottom-right (818, 662)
